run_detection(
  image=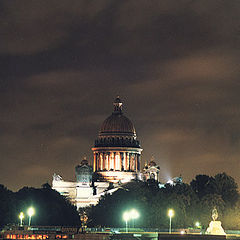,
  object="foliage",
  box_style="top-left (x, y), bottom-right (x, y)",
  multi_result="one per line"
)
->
top-left (0, 184), bottom-right (80, 228)
top-left (88, 172), bottom-right (240, 229)
top-left (1, 172), bottom-right (239, 229)
top-left (0, 185), bottom-right (15, 228)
